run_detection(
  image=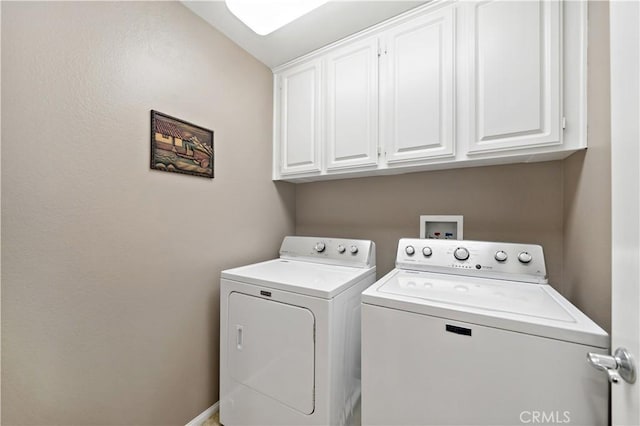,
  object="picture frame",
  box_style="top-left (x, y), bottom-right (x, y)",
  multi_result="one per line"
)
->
top-left (150, 110), bottom-right (214, 179)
